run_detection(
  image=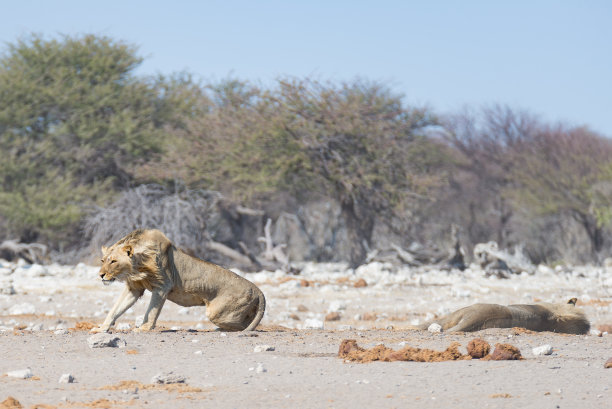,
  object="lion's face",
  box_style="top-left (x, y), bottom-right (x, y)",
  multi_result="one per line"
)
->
top-left (99, 245), bottom-right (133, 285)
